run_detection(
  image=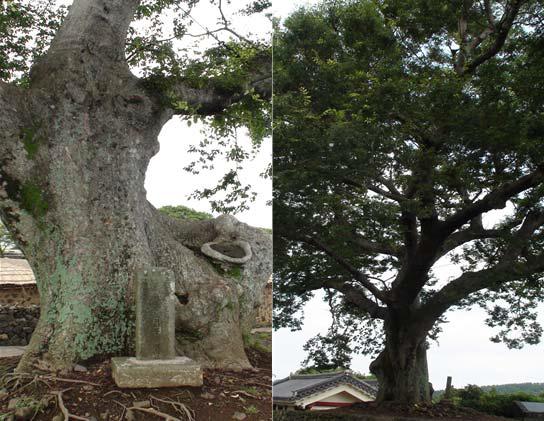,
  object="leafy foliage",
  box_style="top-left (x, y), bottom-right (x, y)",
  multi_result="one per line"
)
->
top-left (273, 0), bottom-right (544, 371)
top-left (295, 366), bottom-right (376, 381)
top-left (436, 382), bottom-right (544, 399)
top-left (158, 204), bottom-right (212, 221)
top-left (451, 384), bottom-right (544, 418)
top-left (0, 0), bottom-right (67, 83)
top-left (0, 222), bottom-right (16, 257)
top-left (125, 0), bottom-right (272, 213)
